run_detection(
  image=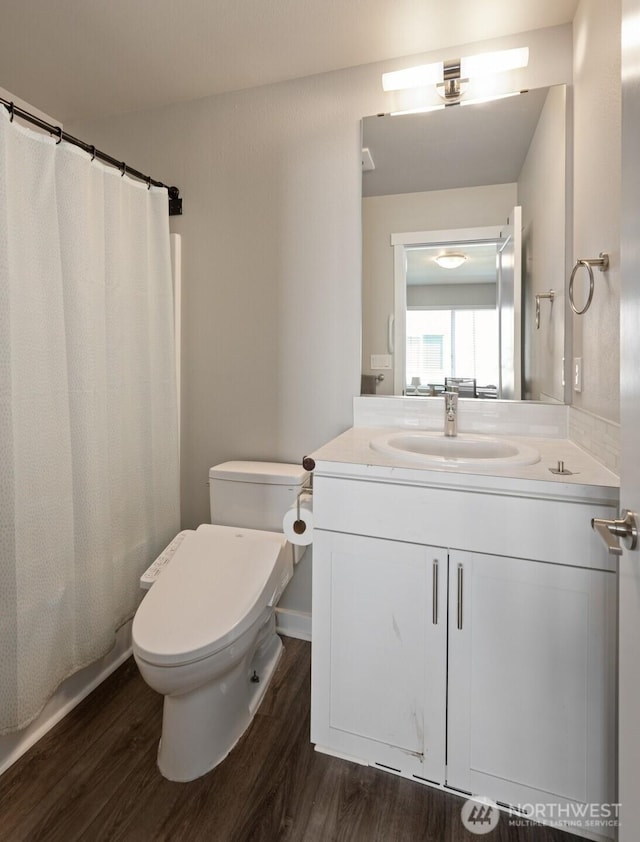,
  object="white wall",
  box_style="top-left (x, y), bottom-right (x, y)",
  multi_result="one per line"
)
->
top-left (518, 85), bottom-right (568, 403)
top-left (68, 24), bottom-right (572, 614)
top-left (572, 0), bottom-right (621, 422)
top-left (362, 183), bottom-right (517, 394)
